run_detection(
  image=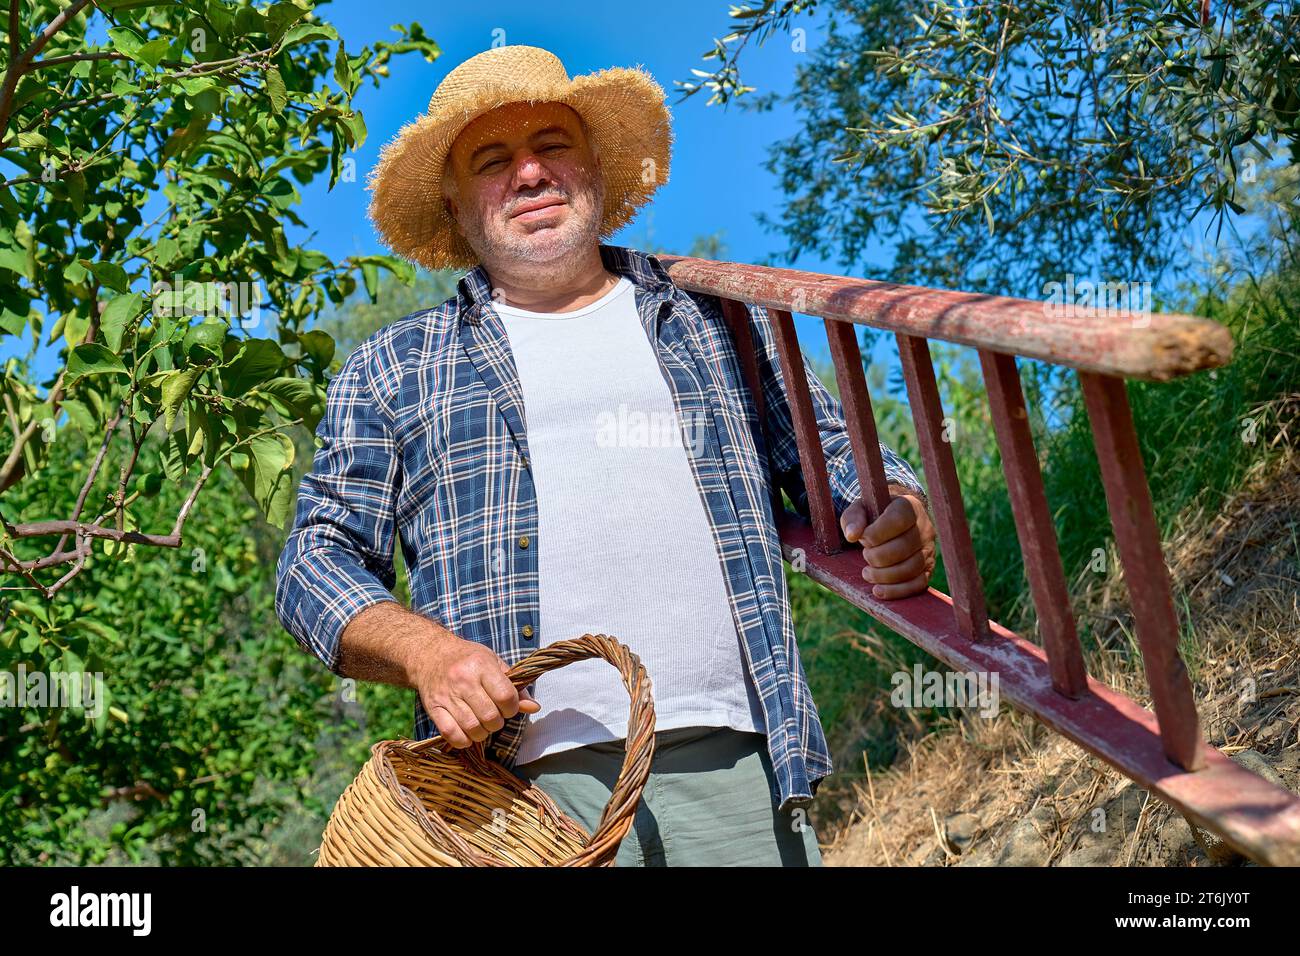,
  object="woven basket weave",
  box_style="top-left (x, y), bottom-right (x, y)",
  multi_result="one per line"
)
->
top-left (316, 634), bottom-right (655, 866)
